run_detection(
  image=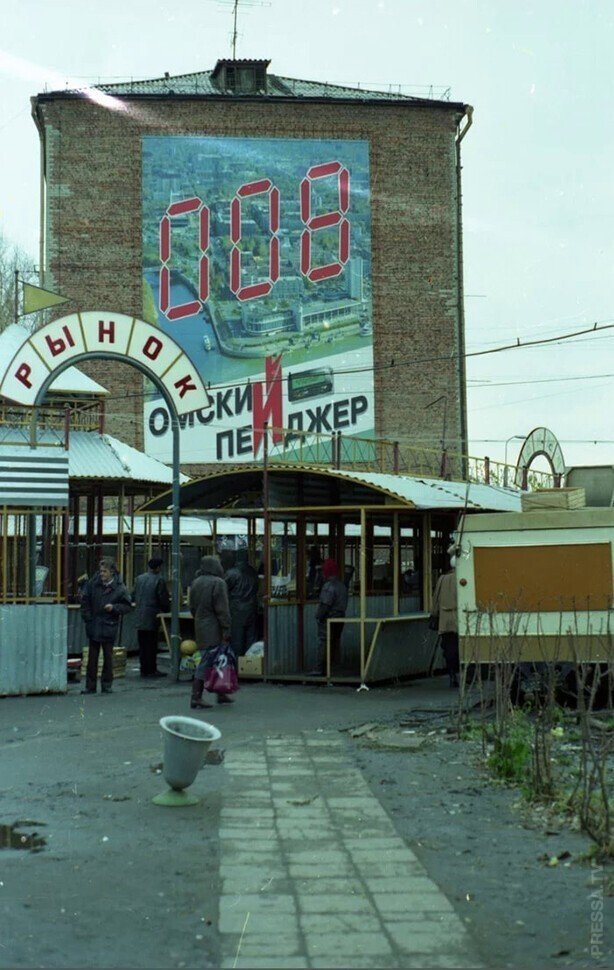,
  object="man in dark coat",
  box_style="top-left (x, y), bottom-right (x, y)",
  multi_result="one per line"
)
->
top-left (311, 558), bottom-right (348, 676)
top-left (225, 549), bottom-right (259, 656)
top-left (80, 558), bottom-right (132, 694)
top-left (133, 557), bottom-right (170, 678)
top-left (189, 555), bottom-right (232, 708)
